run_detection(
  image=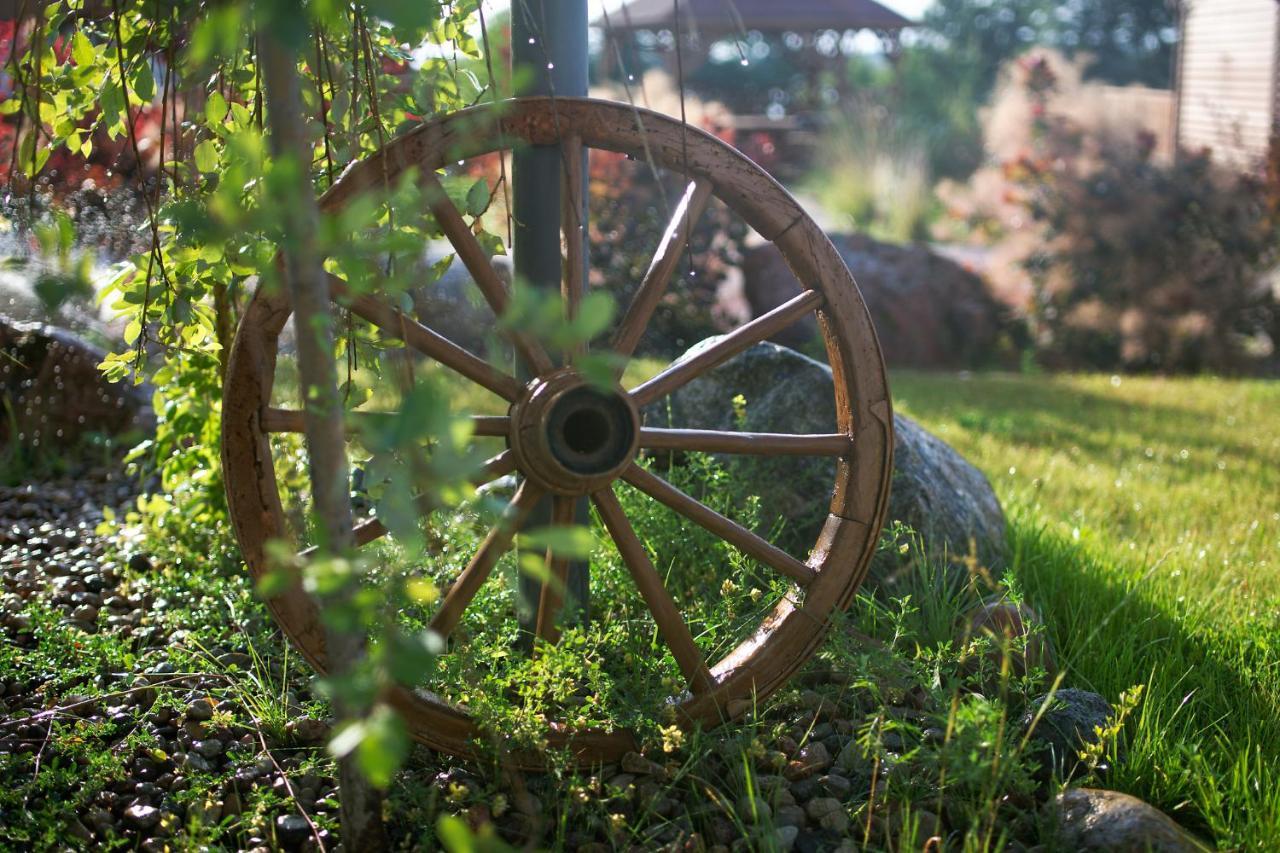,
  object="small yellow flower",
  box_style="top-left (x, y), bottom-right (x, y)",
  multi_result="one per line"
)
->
top-left (661, 724), bottom-right (685, 753)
